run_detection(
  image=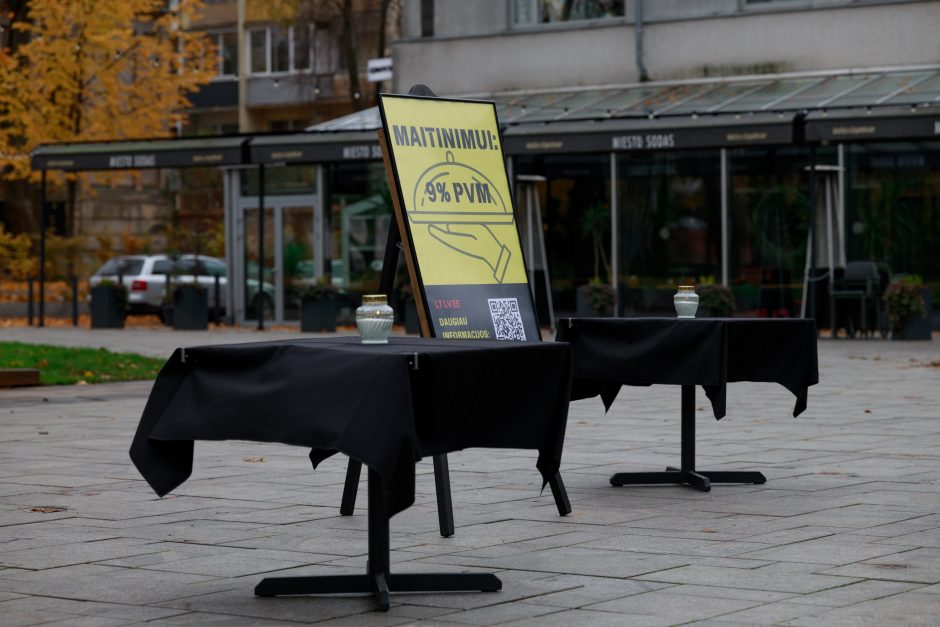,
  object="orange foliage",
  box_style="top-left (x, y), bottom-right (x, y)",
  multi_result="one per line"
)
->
top-left (0, 0), bottom-right (216, 182)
